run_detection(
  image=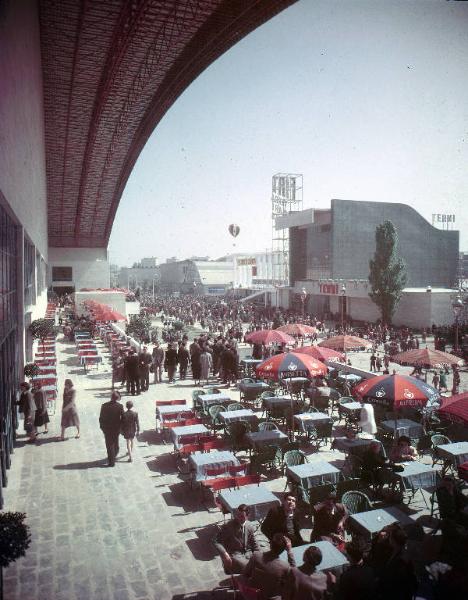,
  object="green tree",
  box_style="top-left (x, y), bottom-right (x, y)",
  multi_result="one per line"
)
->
top-left (126, 314), bottom-right (152, 342)
top-left (368, 221), bottom-right (407, 325)
top-left (28, 319), bottom-right (57, 343)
